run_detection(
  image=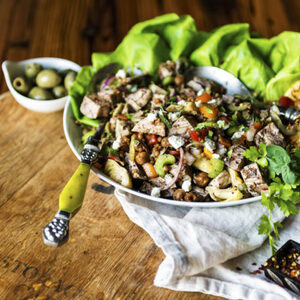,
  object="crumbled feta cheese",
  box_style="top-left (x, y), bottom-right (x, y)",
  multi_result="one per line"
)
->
top-left (133, 66), bottom-right (143, 76)
top-left (212, 153), bottom-right (220, 159)
top-left (204, 138), bottom-right (216, 152)
top-left (208, 99), bottom-right (217, 104)
top-left (151, 187), bottom-right (161, 197)
top-left (231, 131), bottom-right (244, 140)
top-left (168, 112), bottom-right (179, 122)
top-left (112, 137), bottom-right (121, 150)
top-left (147, 112), bottom-right (157, 122)
top-left (182, 180), bottom-right (192, 192)
top-left (177, 100), bottom-right (186, 106)
top-left (168, 135), bottom-right (185, 149)
top-left (217, 120), bottom-right (230, 130)
top-left (164, 174), bottom-right (173, 185)
top-left (115, 69), bottom-right (126, 79)
top-left (196, 88), bottom-right (204, 96)
top-left (195, 100), bottom-right (202, 107)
